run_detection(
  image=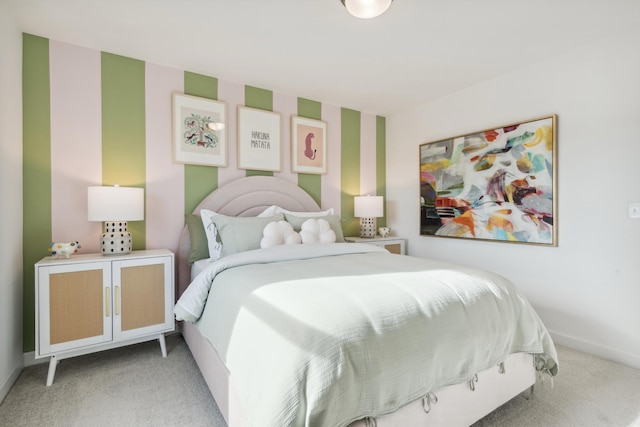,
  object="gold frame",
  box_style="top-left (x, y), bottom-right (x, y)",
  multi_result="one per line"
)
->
top-left (419, 114), bottom-right (558, 246)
